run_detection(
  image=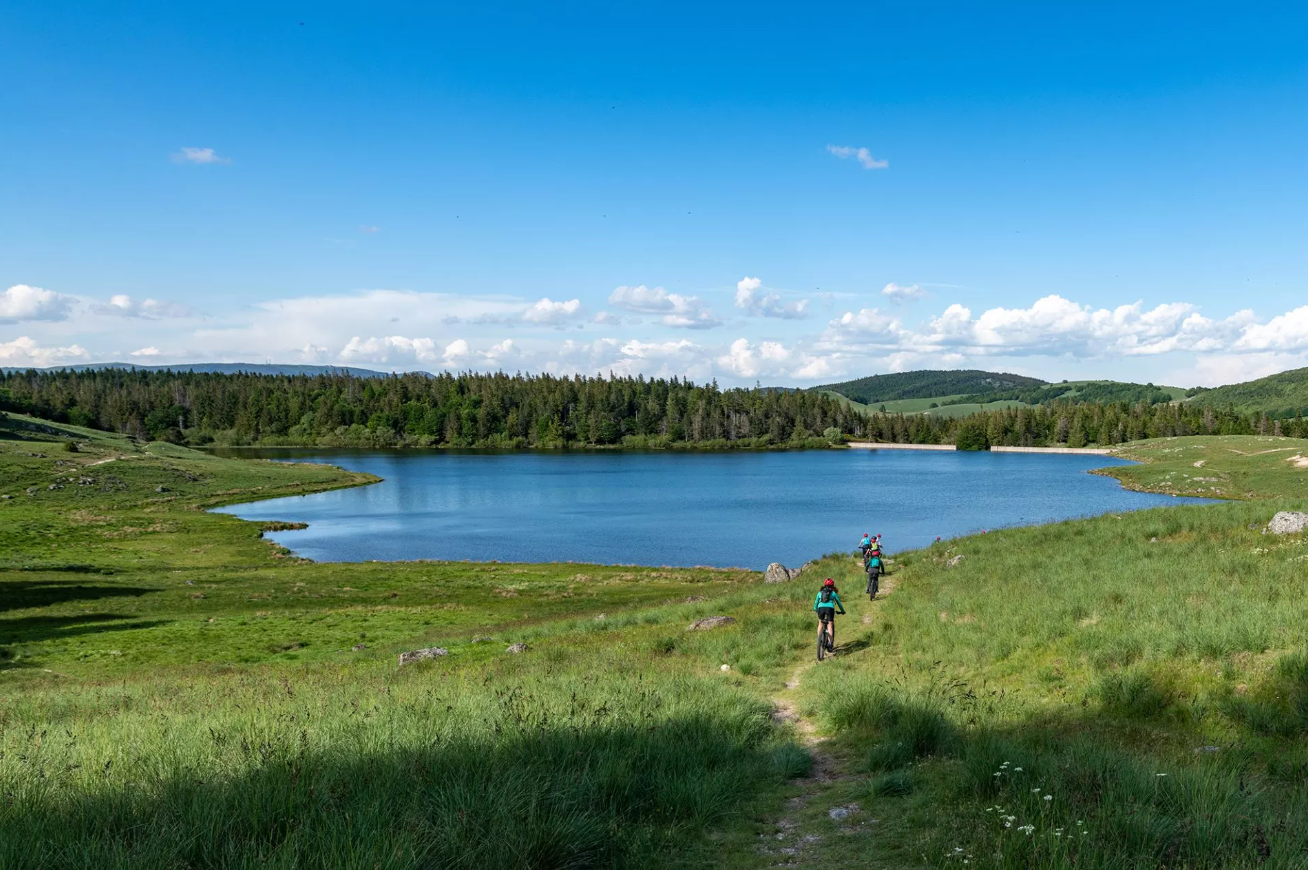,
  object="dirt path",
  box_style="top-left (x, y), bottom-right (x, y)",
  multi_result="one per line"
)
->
top-left (752, 567), bottom-right (896, 867)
